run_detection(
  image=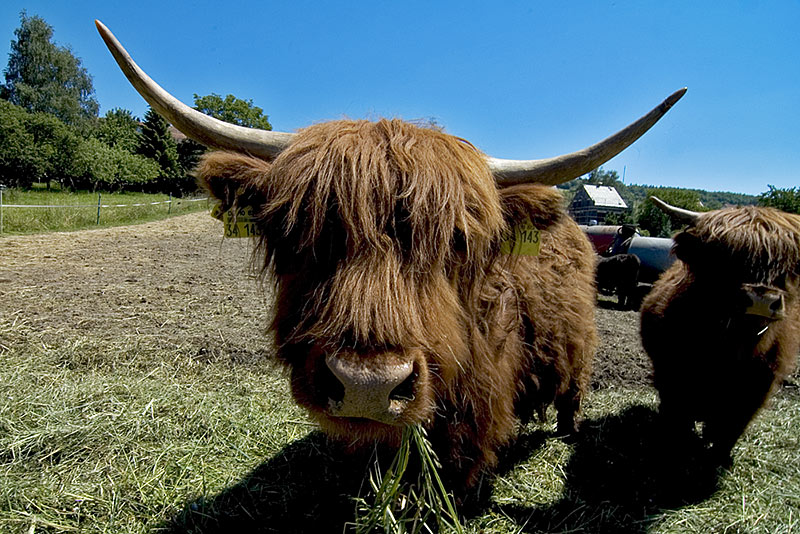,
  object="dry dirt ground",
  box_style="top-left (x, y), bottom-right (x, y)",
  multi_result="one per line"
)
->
top-left (0, 211), bottom-right (649, 390)
top-left (1, 212), bottom-right (273, 365)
